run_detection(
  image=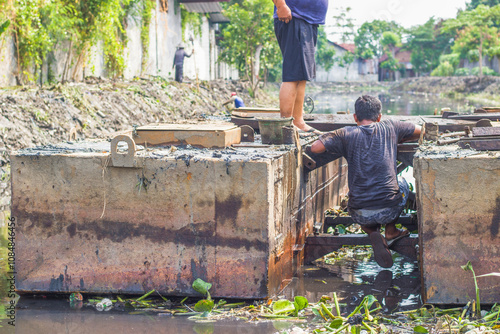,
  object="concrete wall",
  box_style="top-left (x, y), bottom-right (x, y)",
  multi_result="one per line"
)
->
top-left (0, 0), bottom-right (237, 86)
top-left (462, 55), bottom-right (500, 74)
top-left (0, 35), bottom-right (18, 86)
top-left (11, 140), bottom-right (347, 298)
top-left (414, 146), bottom-right (500, 304)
